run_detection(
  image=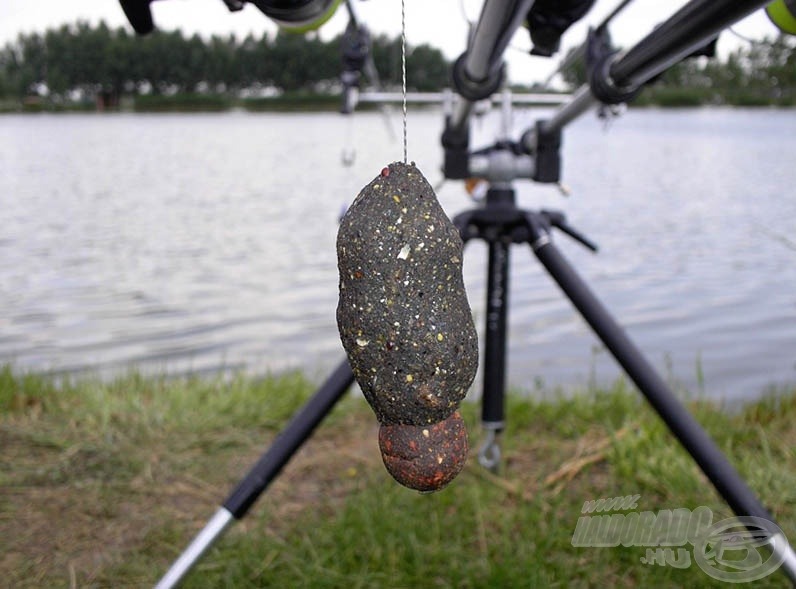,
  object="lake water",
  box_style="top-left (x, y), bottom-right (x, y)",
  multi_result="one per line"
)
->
top-left (1, 107), bottom-right (795, 405)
